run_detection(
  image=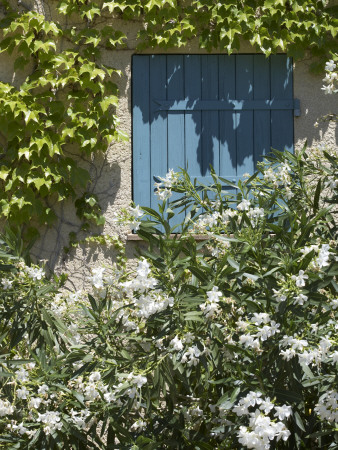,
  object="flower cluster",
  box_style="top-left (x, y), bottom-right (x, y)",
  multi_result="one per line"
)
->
top-left (200, 286), bottom-right (222, 318)
top-left (279, 333), bottom-right (338, 367)
top-left (154, 169), bottom-right (179, 201)
top-left (192, 202), bottom-right (265, 233)
top-left (1, 278), bottom-right (13, 290)
top-left (237, 313), bottom-right (280, 351)
top-left (262, 162), bottom-right (294, 198)
top-left (0, 399), bottom-right (14, 416)
top-left (50, 290), bottom-right (83, 319)
top-left (192, 209), bottom-right (237, 233)
top-left (122, 259), bottom-right (157, 294)
top-left (322, 58), bottom-right (338, 95)
top-left (112, 203), bottom-right (143, 232)
top-left (128, 204), bottom-right (143, 231)
top-left (315, 390), bottom-right (338, 424)
top-left (69, 371), bottom-right (118, 405)
top-left (169, 334), bottom-right (207, 367)
top-left (232, 392), bottom-right (291, 449)
top-left (23, 264), bottom-right (45, 281)
top-left (36, 411), bottom-right (62, 435)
